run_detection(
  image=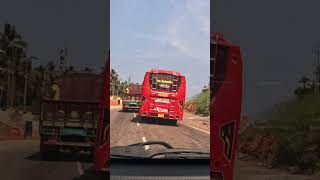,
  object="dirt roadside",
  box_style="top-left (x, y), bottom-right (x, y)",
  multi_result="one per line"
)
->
top-left (0, 109), bottom-right (39, 140)
top-left (179, 110), bottom-right (210, 132)
top-left (181, 110), bottom-right (320, 179)
top-left (234, 154), bottom-right (320, 180)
